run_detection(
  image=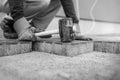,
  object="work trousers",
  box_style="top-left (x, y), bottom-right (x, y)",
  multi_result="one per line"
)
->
top-left (0, 0), bottom-right (61, 31)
